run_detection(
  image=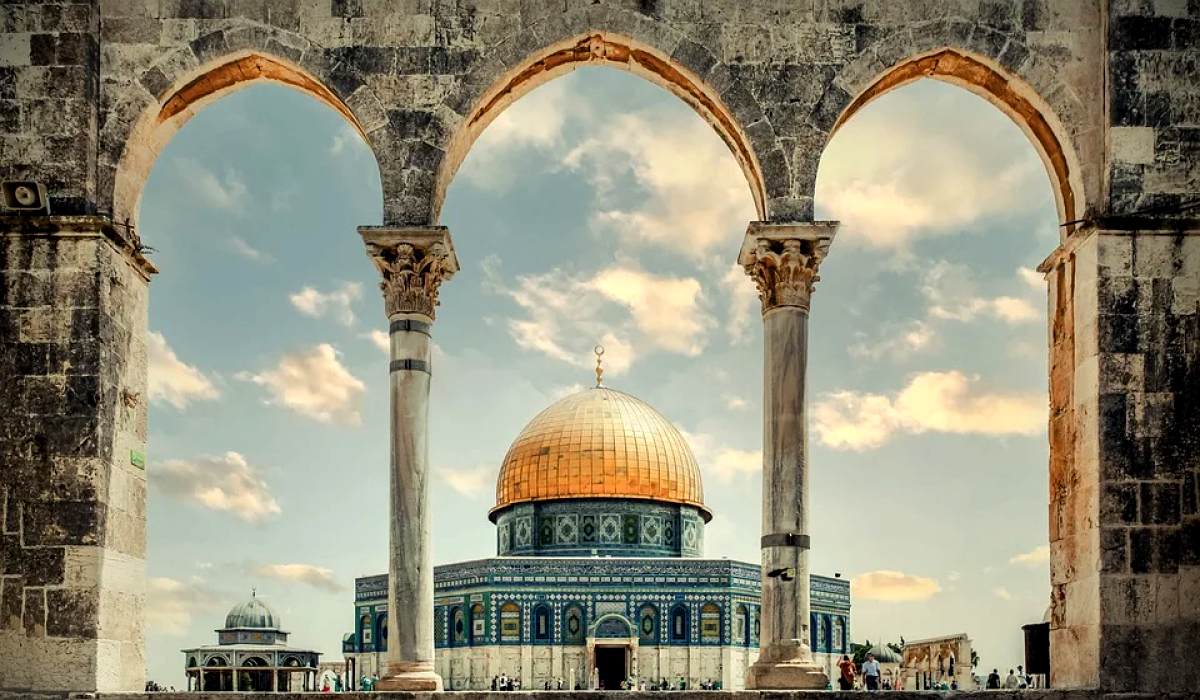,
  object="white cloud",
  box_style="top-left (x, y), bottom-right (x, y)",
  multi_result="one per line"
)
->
top-left (175, 157), bottom-right (247, 211)
top-left (253, 563), bottom-right (344, 592)
top-left (720, 262), bottom-right (760, 345)
top-left (147, 331), bottom-right (219, 410)
top-left (1009, 544), bottom-right (1050, 567)
top-left (488, 262), bottom-right (713, 375)
top-left (329, 123), bottom-right (366, 157)
top-left (812, 370), bottom-right (1045, 450)
top-left (724, 395), bottom-right (749, 411)
top-left (684, 430), bottom-right (762, 482)
top-left (289, 282), bottom-right (362, 326)
top-left (146, 576), bottom-right (224, 635)
top-left (363, 329), bottom-right (390, 353)
top-left (228, 236), bottom-right (271, 262)
top-left (851, 570), bottom-right (942, 602)
top-left (993, 586), bottom-right (1013, 600)
top-left (816, 115), bottom-right (1042, 249)
top-left (848, 320), bottom-right (935, 361)
top-left (922, 261), bottom-right (1040, 325)
top-left (439, 464), bottom-right (495, 499)
top-left (562, 112), bottom-right (755, 261)
top-left (1018, 266), bottom-right (1045, 290)
top-left (152, 451), bottom-right (281, 523)
top-left (461, 80), bottom-right (572, 191)
top-left (552, 383), bottom-right (586, 399)
top-left (238, 344), bottom-right (366, 426)
top-left (947, 571), bottom-right (961, 582)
